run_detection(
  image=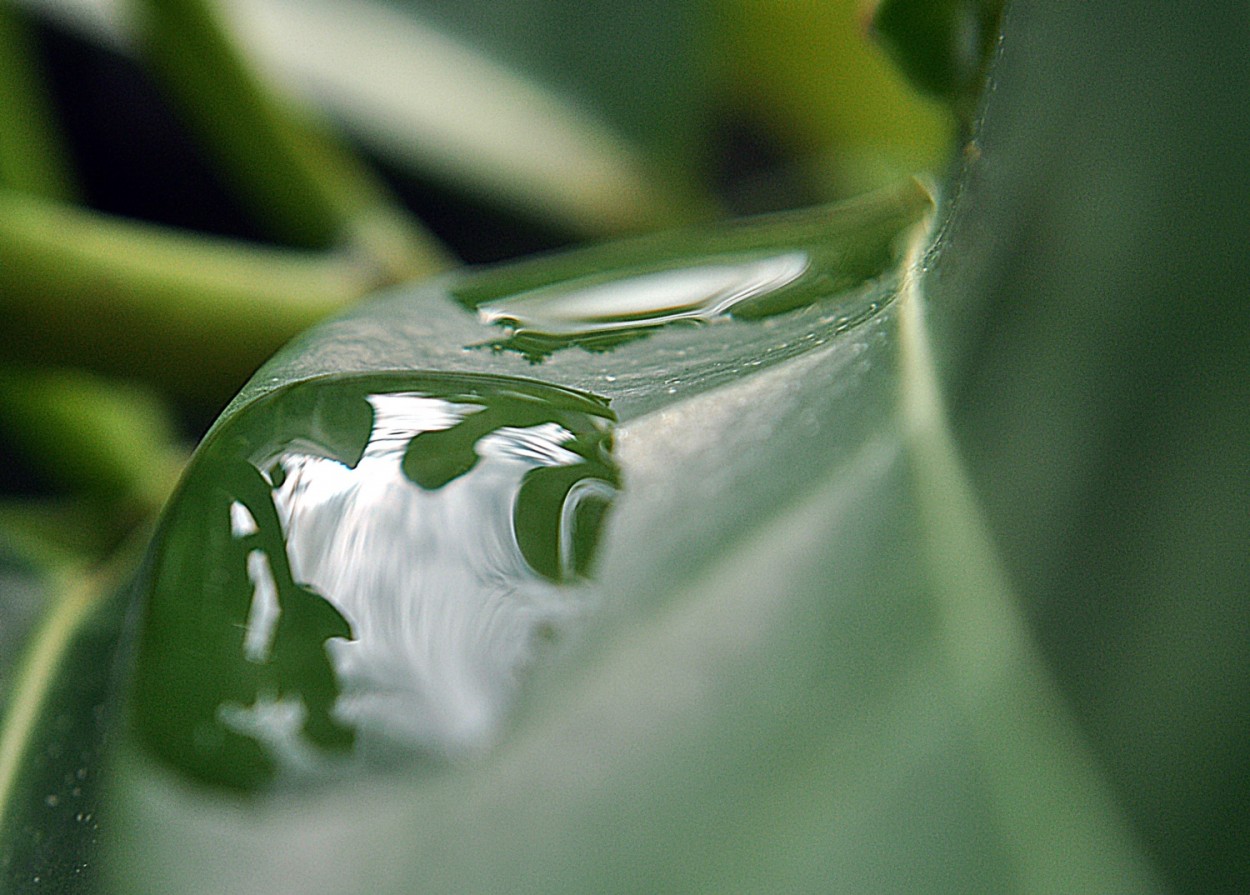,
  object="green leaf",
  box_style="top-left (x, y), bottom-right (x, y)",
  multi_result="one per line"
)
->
top-left (369, 0), bottom-right (707, 184)
top-left (0, 189), bottom-right (378, 403)
top-left (870, 0), bottom-right (1004, 122)
top-left (710, 0), bottom-right (954, 196)
top-left (0, 0), bottom-right (77, 200)
top-left (0, 550), bottom-right (47, 705)
top-left (106, 166), bottom-right (1156, 892)
top-left (14, 0), bottom-right (700, 234)
top-left (129, 0), bottom-right (450, 275)
top-left (0, 367), bottom-right (182, 514)
top-left (0, 548), bottom-right (135, 892)
top-left (925, 3), bottom-right (1250, 891)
